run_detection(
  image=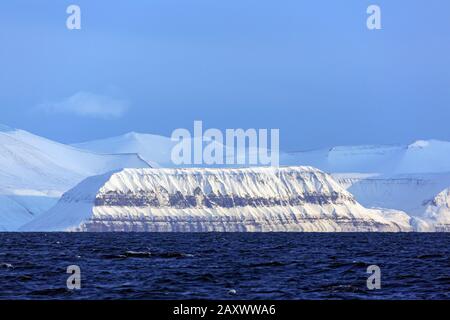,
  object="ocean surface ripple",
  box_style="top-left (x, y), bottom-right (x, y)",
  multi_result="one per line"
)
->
top-left (0, 233), bottom-right (449, 300)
